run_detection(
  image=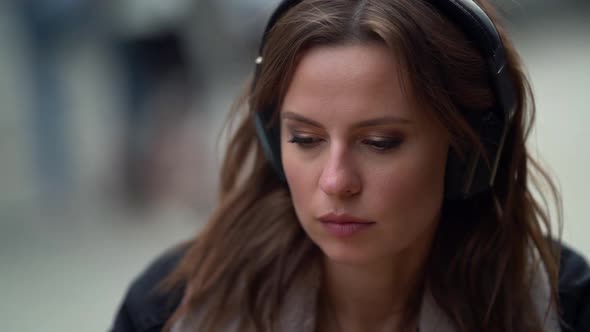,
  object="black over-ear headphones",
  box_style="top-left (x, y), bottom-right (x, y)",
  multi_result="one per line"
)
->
top-left (252, 0), bottom-right (517, 200)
